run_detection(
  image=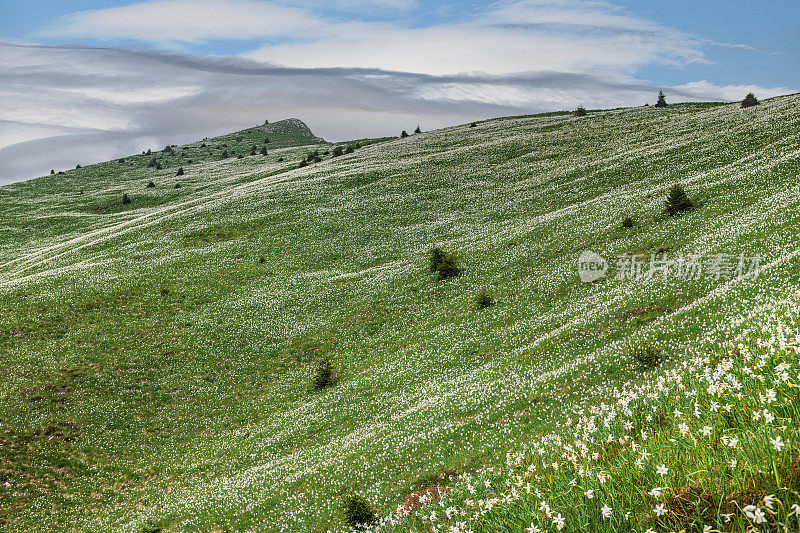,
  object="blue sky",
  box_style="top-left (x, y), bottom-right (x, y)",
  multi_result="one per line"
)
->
top-left (0, 0), bottom-right (798, 183)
